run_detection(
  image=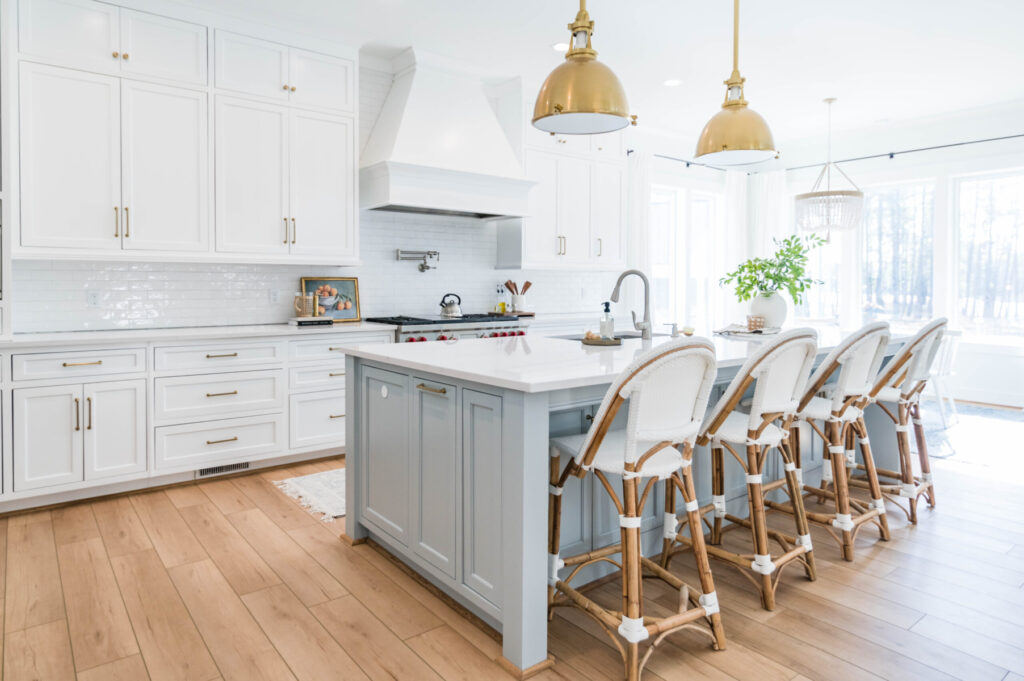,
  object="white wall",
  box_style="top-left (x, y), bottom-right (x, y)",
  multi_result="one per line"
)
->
top-left (11, 66), bottom-right (625, 333)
